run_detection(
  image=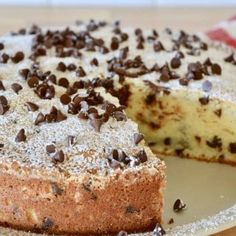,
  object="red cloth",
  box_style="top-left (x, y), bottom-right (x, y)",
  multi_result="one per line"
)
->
top-left (206, 15), bottom-right (236, 48)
